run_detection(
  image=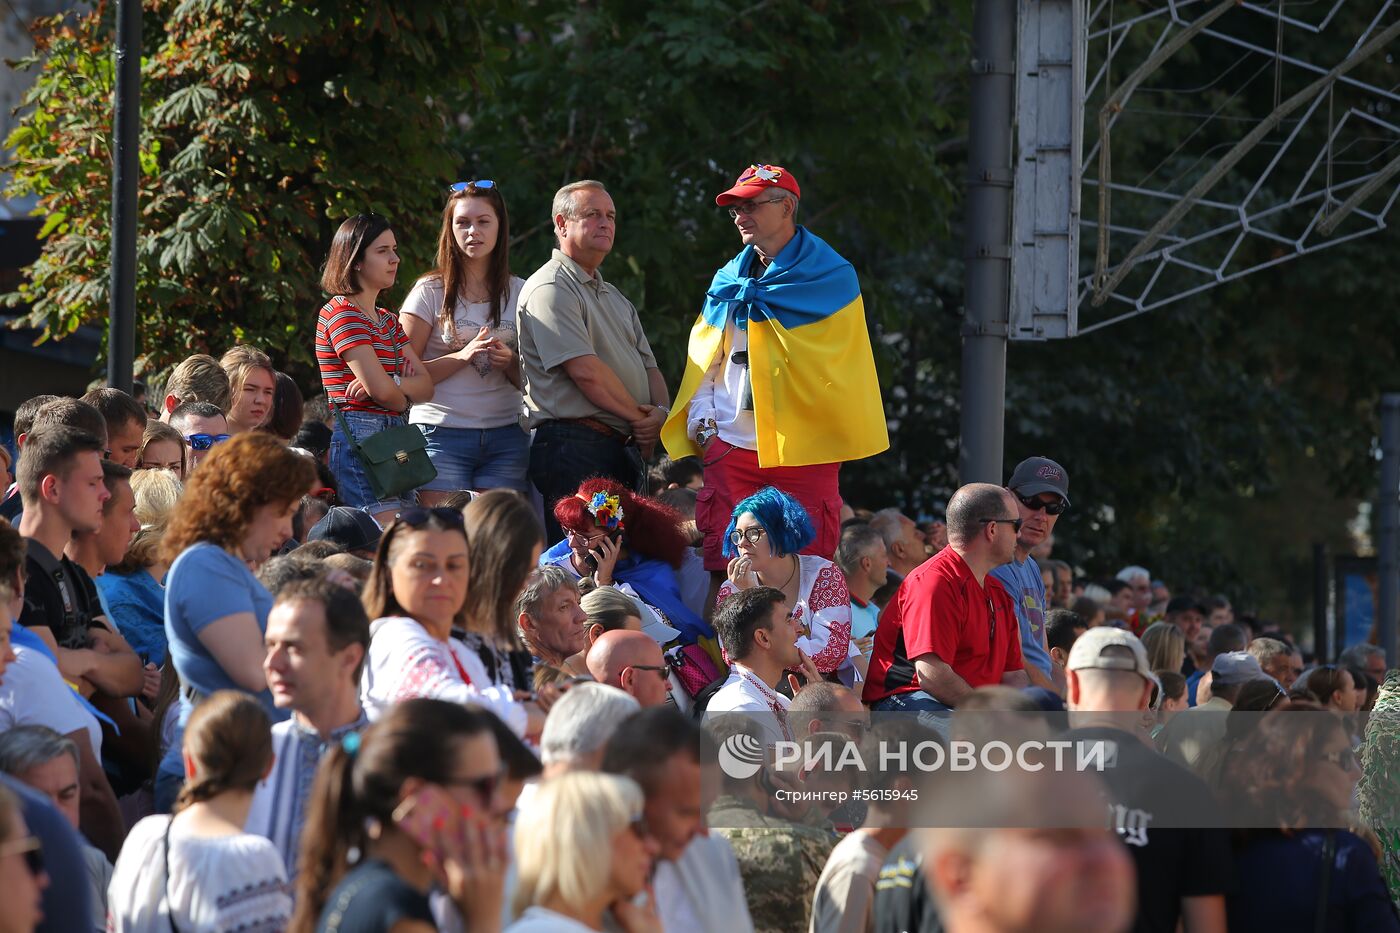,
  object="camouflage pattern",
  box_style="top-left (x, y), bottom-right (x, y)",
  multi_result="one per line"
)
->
top-left (709, 794), bottom-right (837, 933)
top-left (1360, 669), bottom-right (1400, 910)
